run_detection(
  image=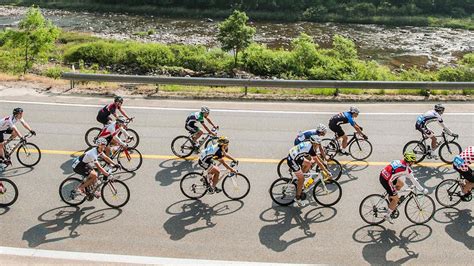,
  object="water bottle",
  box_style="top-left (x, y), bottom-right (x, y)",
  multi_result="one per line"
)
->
top-left (304, 177), bottom-right (314, 189)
